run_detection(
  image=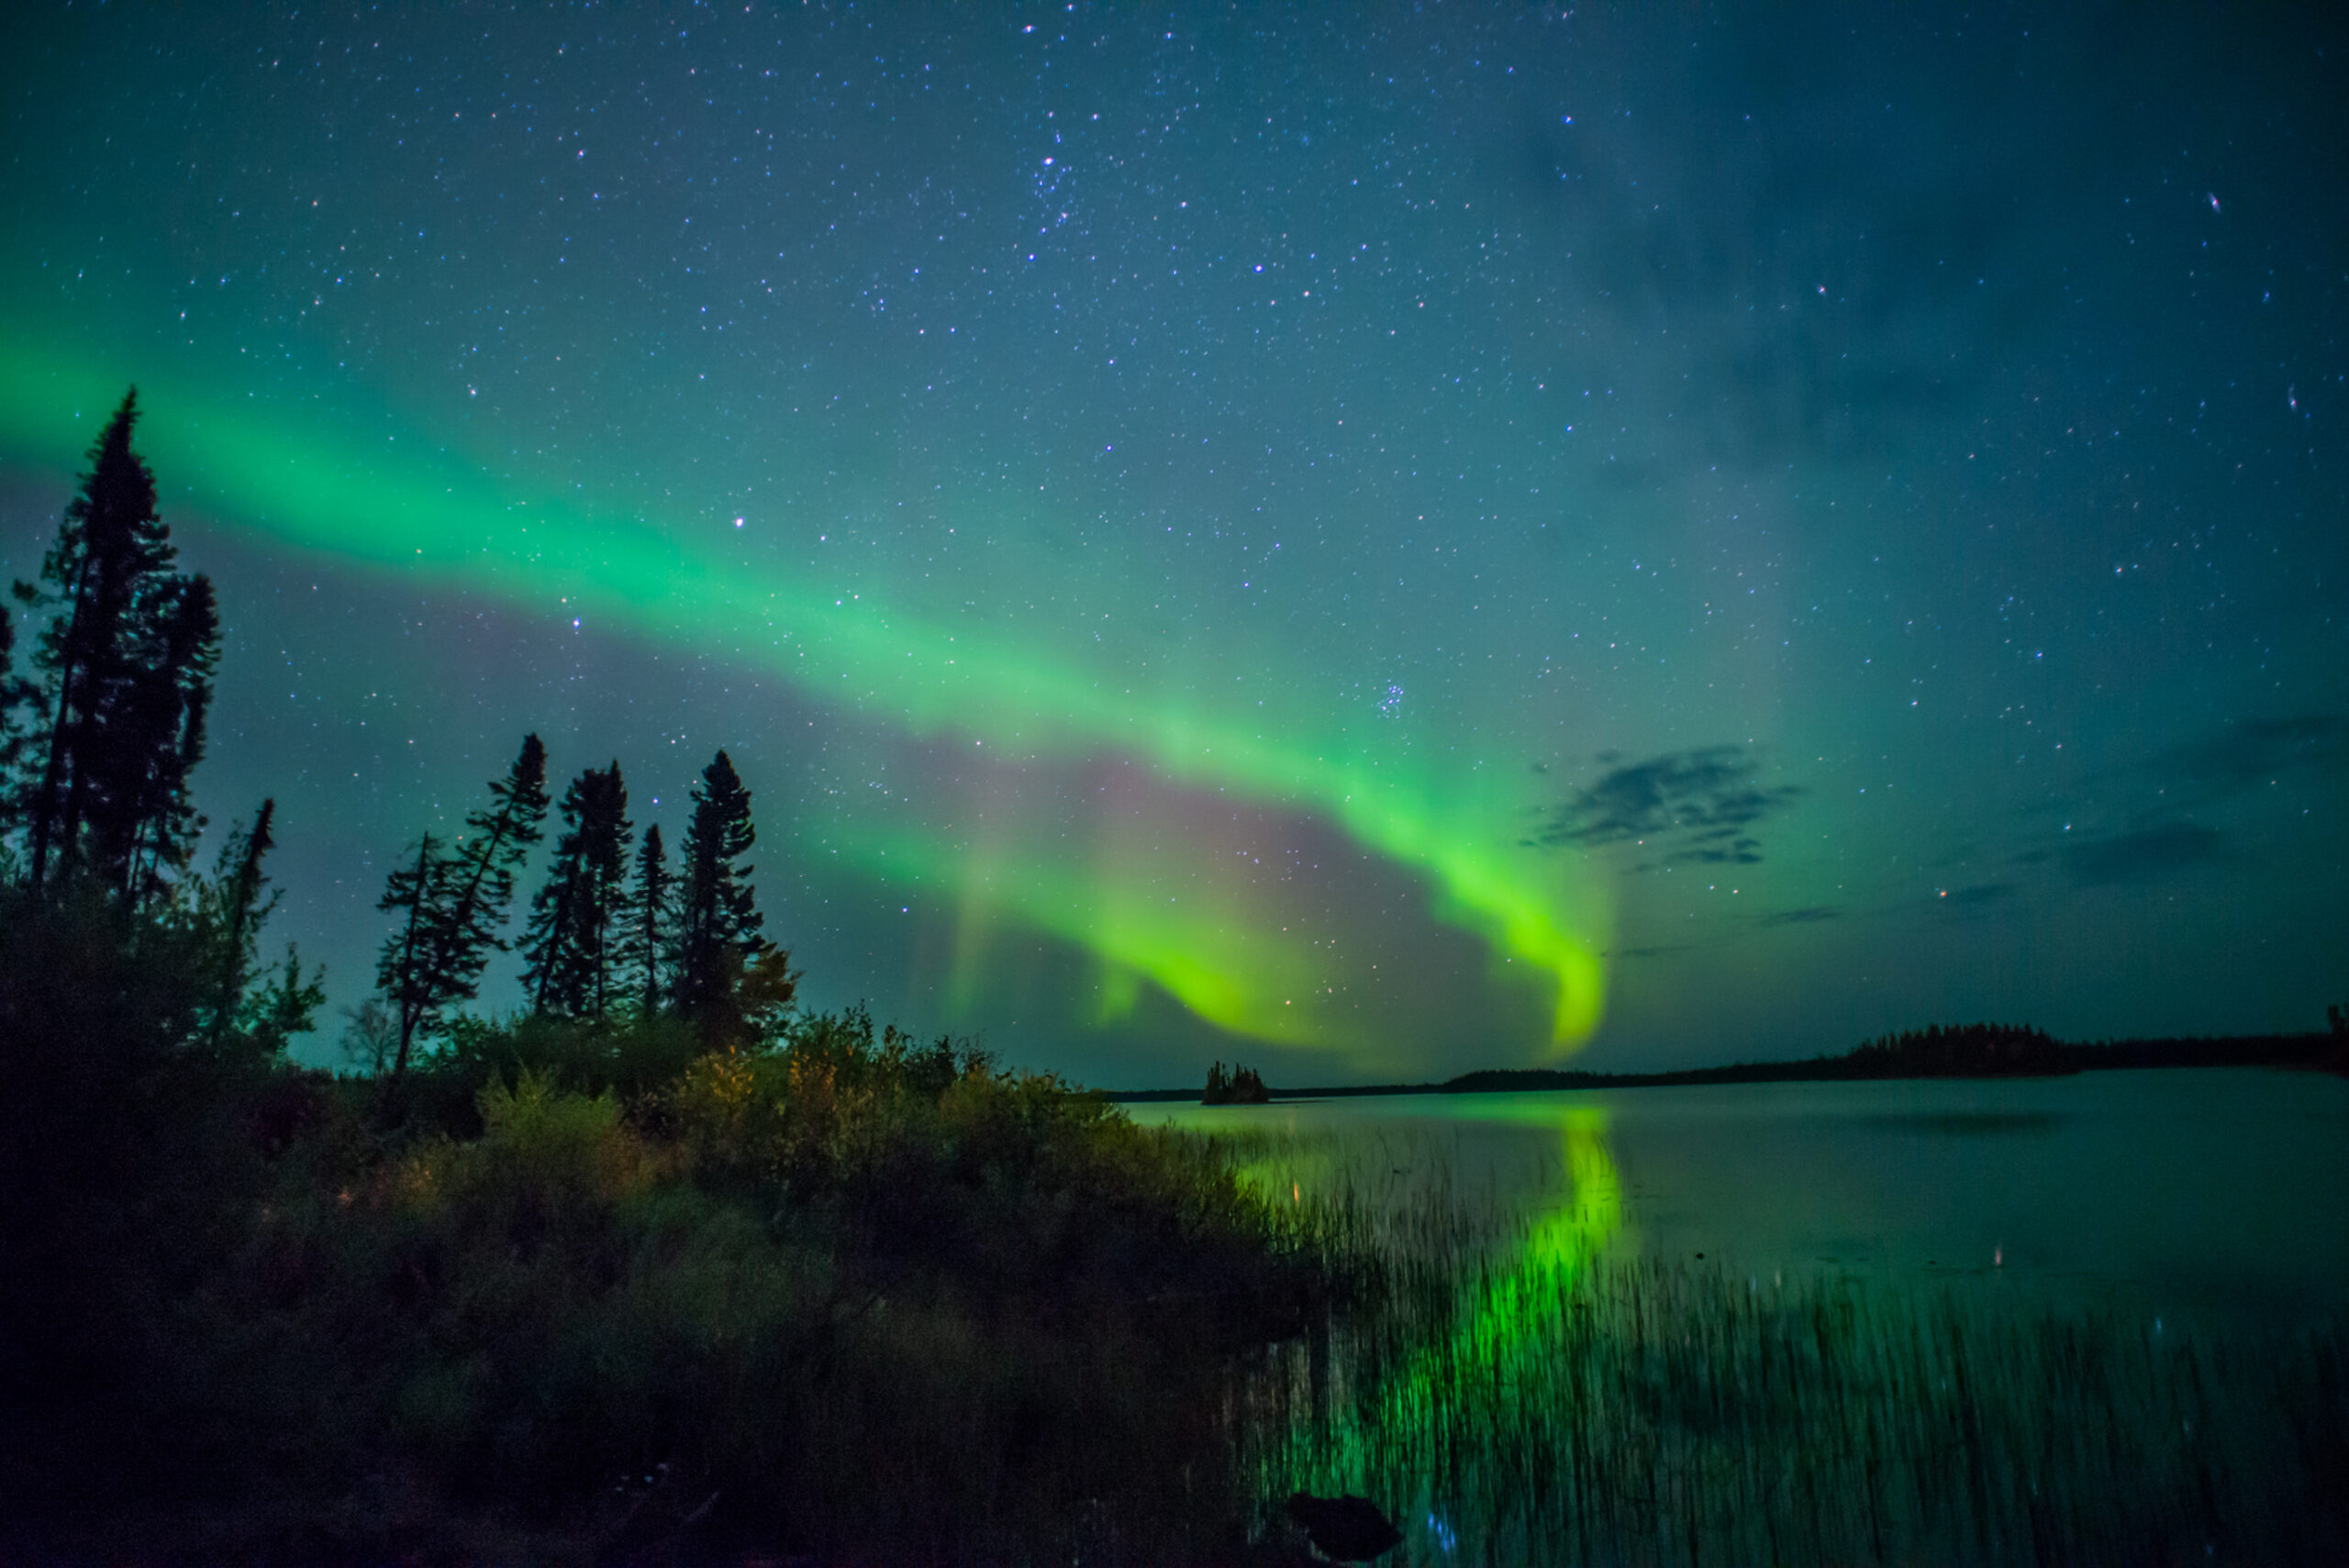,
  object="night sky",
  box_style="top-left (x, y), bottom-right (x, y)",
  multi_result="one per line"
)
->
top-left (3, 6), bottom-right (2343, 1086)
